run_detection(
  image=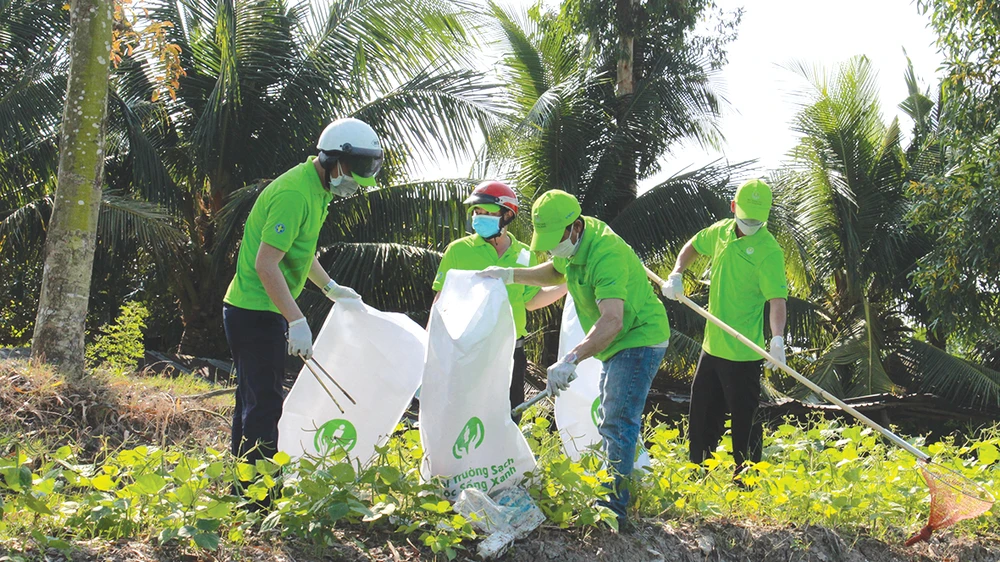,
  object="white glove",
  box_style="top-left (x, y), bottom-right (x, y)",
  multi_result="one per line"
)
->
top-left (323, 279), bottom-right (361, 302)
top-left (660, 272), bottom-right (684, 301)
top-left (287, 318), bottom-right (314, 359)
top-left (477, 266), bottom-right (514, 284)
top-left (546, 358), bottom-right (577, 397)
top-left (766, 335), bottom-right (786, 370)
